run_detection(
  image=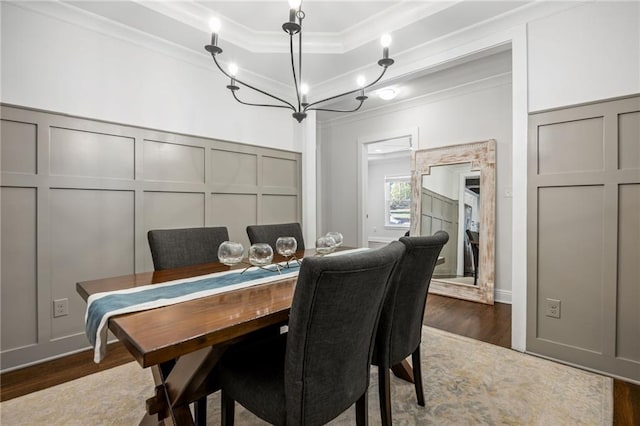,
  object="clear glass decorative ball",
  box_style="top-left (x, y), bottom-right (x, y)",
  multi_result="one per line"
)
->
top-left (325, 232), bottom-right (343, 247)
top-left (217, 241), bottom-right (244, 266)
top-left (249, 243), bottom-right (274, 267)
top-left (315, 235), bottom-right (336, 255)
top-left (276, 236), bottom-right (297, 257)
